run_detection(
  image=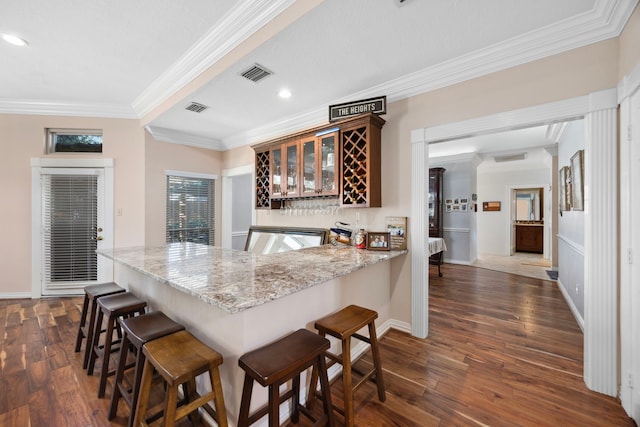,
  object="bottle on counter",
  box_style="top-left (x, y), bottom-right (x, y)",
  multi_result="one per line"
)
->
top-left (354, 228), bottom-right (366, 249)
